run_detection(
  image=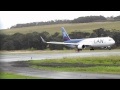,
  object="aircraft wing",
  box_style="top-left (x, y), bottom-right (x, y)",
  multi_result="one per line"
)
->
top-left (40, 36), bottom-right (78, 45)
top-left (46, 42), bottom-right (78, 45)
